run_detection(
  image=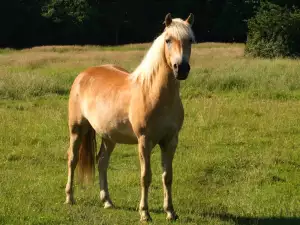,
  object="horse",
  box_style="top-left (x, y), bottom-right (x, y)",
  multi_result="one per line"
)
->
top-left (64, 13), bottom-right (195, 222)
